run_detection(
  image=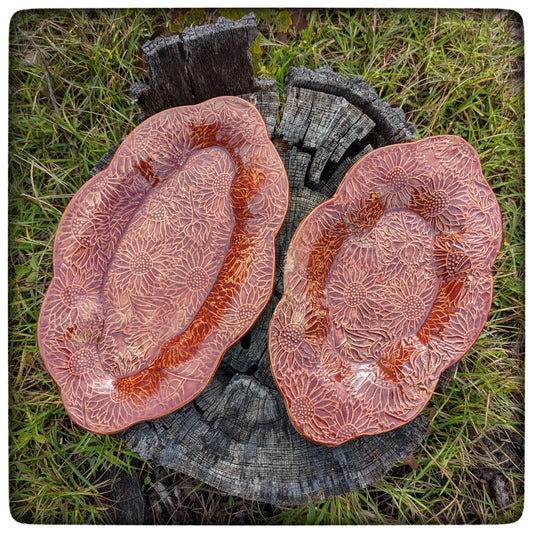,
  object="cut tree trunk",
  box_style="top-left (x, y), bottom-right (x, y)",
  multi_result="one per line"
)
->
top-left (99, 13), bottom-right (454, 506)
